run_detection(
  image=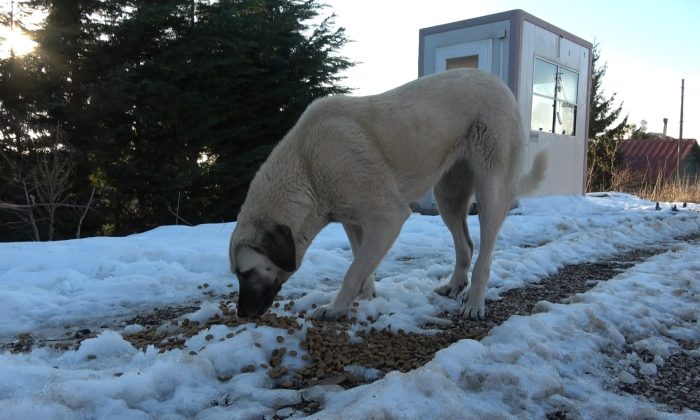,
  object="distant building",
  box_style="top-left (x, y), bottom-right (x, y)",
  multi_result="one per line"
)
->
top-left (416, 10), bottom-right (592, 213)
top-left (618, 135), bottom-right (700, 182)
